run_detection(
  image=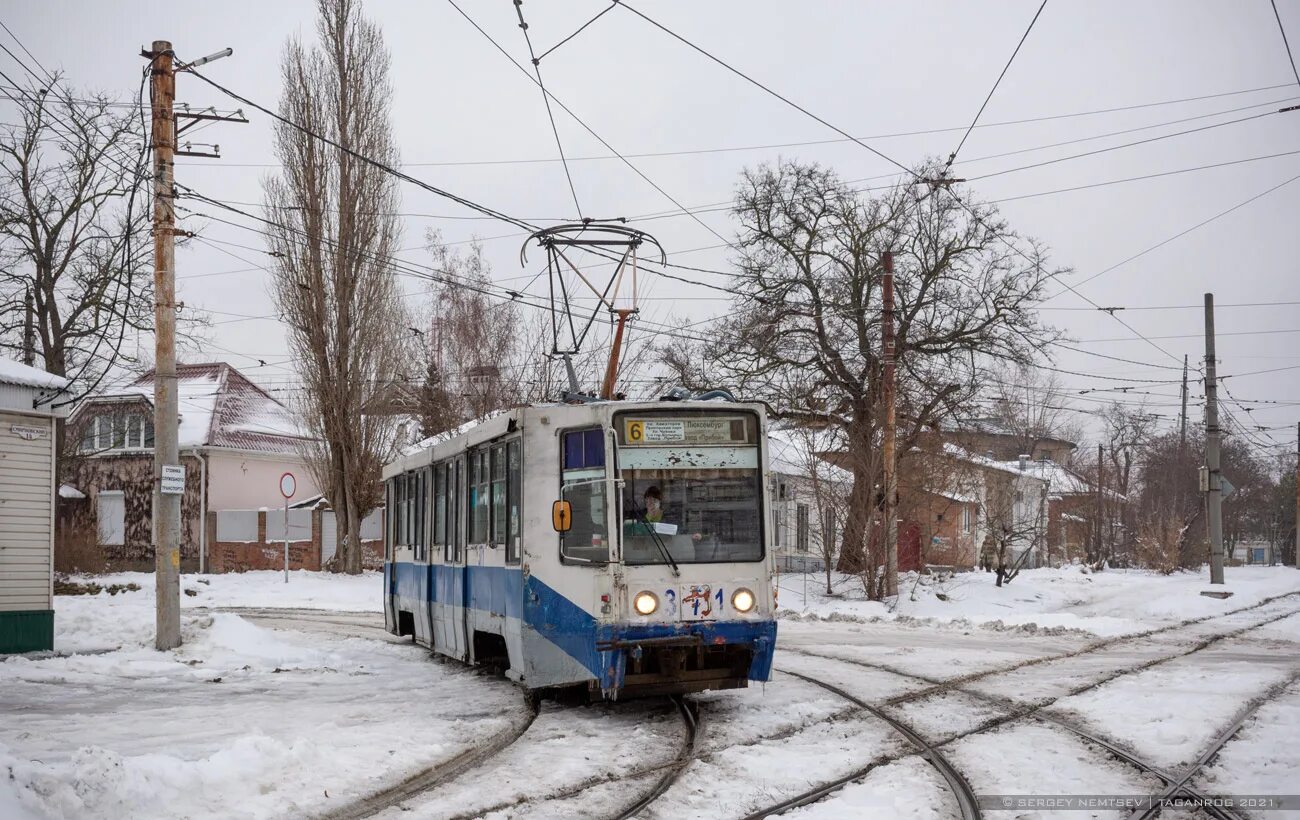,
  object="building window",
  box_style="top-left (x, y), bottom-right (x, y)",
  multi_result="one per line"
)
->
top-left (796, 504), bottom-right (809, 552)
top-left (97, 491), bottom-right (125, 546)
top-left (962, 505), bottom-right (974, 534)
top-left (81, 413), bottom-right (154, 452)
